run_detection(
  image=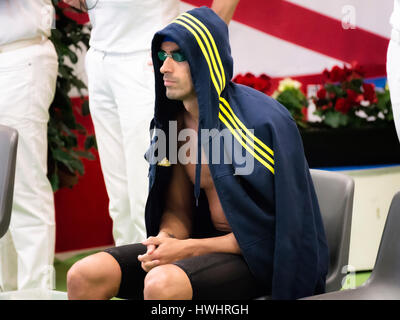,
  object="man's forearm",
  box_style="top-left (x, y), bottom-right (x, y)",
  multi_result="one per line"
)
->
top-left (186, 232), bottom-right (241, 256)
top-left (159, 211), bottom-right (192, 240)
top-left (139, 232), bottom-right (241, 271)
top-left (211, 0), bottom-right (240, 24)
